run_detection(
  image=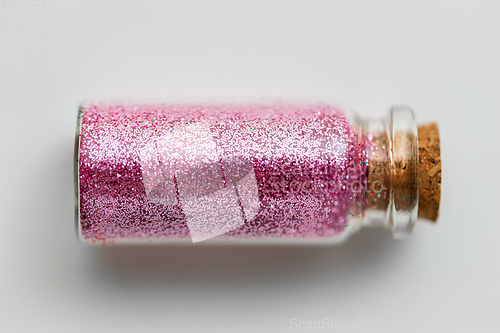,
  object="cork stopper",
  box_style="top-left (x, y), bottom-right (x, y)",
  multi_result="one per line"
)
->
top-left (366, 123), bottom-right (441, 222)
top-left (417, 123), bottom-right (441, 222)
